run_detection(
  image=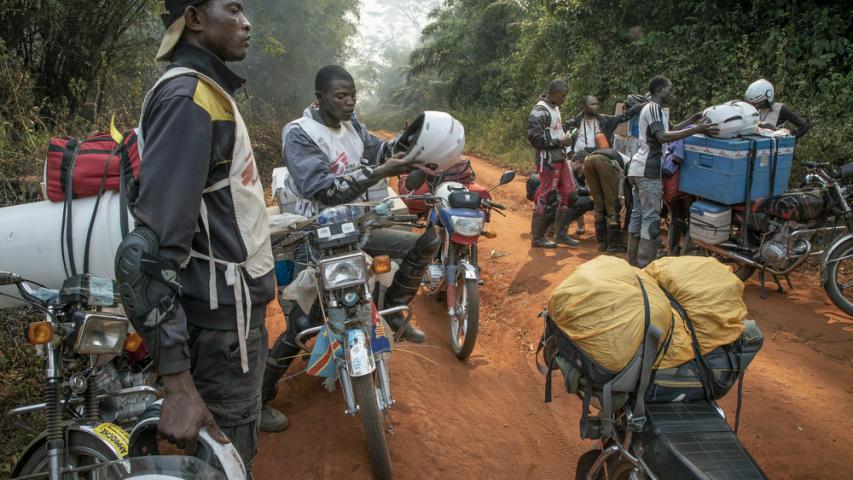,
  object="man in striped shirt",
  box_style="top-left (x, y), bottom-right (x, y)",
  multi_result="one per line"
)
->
top-left (626, 75), bottom-right (716, 267)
